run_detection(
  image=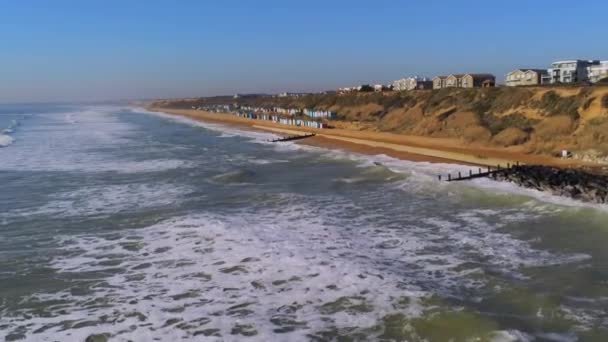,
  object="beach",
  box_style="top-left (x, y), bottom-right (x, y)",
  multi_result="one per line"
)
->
top-left (146, 107), bottom-right (593, 169)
